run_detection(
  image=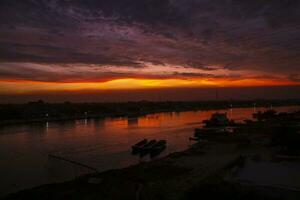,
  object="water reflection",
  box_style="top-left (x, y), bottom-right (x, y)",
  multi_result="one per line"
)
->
top-left (127, 117), bottom-right (139, 128)
top-left (0, 106), bottom-right (299, 196)
top-left (93, 118), bottom-right (105, 129)
top-left (46, 122), bottom-right (49, 132)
